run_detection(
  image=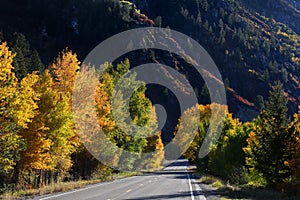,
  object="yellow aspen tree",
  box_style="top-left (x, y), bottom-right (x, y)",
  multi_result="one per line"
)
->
top-left (95, 72), bottom-right (115, 129)
top-left (174, 104), bottom-right (212, 161)
top-left (11, 72), bottom-right (39, 128)
top-left (141, 107), bottom-right (164, 169)
top-left (18, 72), bottom-right (52, 172)
top-left (0, 42), bottom-right (24, 173)
top-left (50, 48), bottom-right (80, 95)
top-left (50, 49), bottom-right (80, 179)
top-left (47, 94), bottom-right (76, 180)
top-left (0, 42), bottom-right (39, 175)
top-left (37, 70), bottom-right (77, 181)
top-left (0, 42), bottom-right (17, 131)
